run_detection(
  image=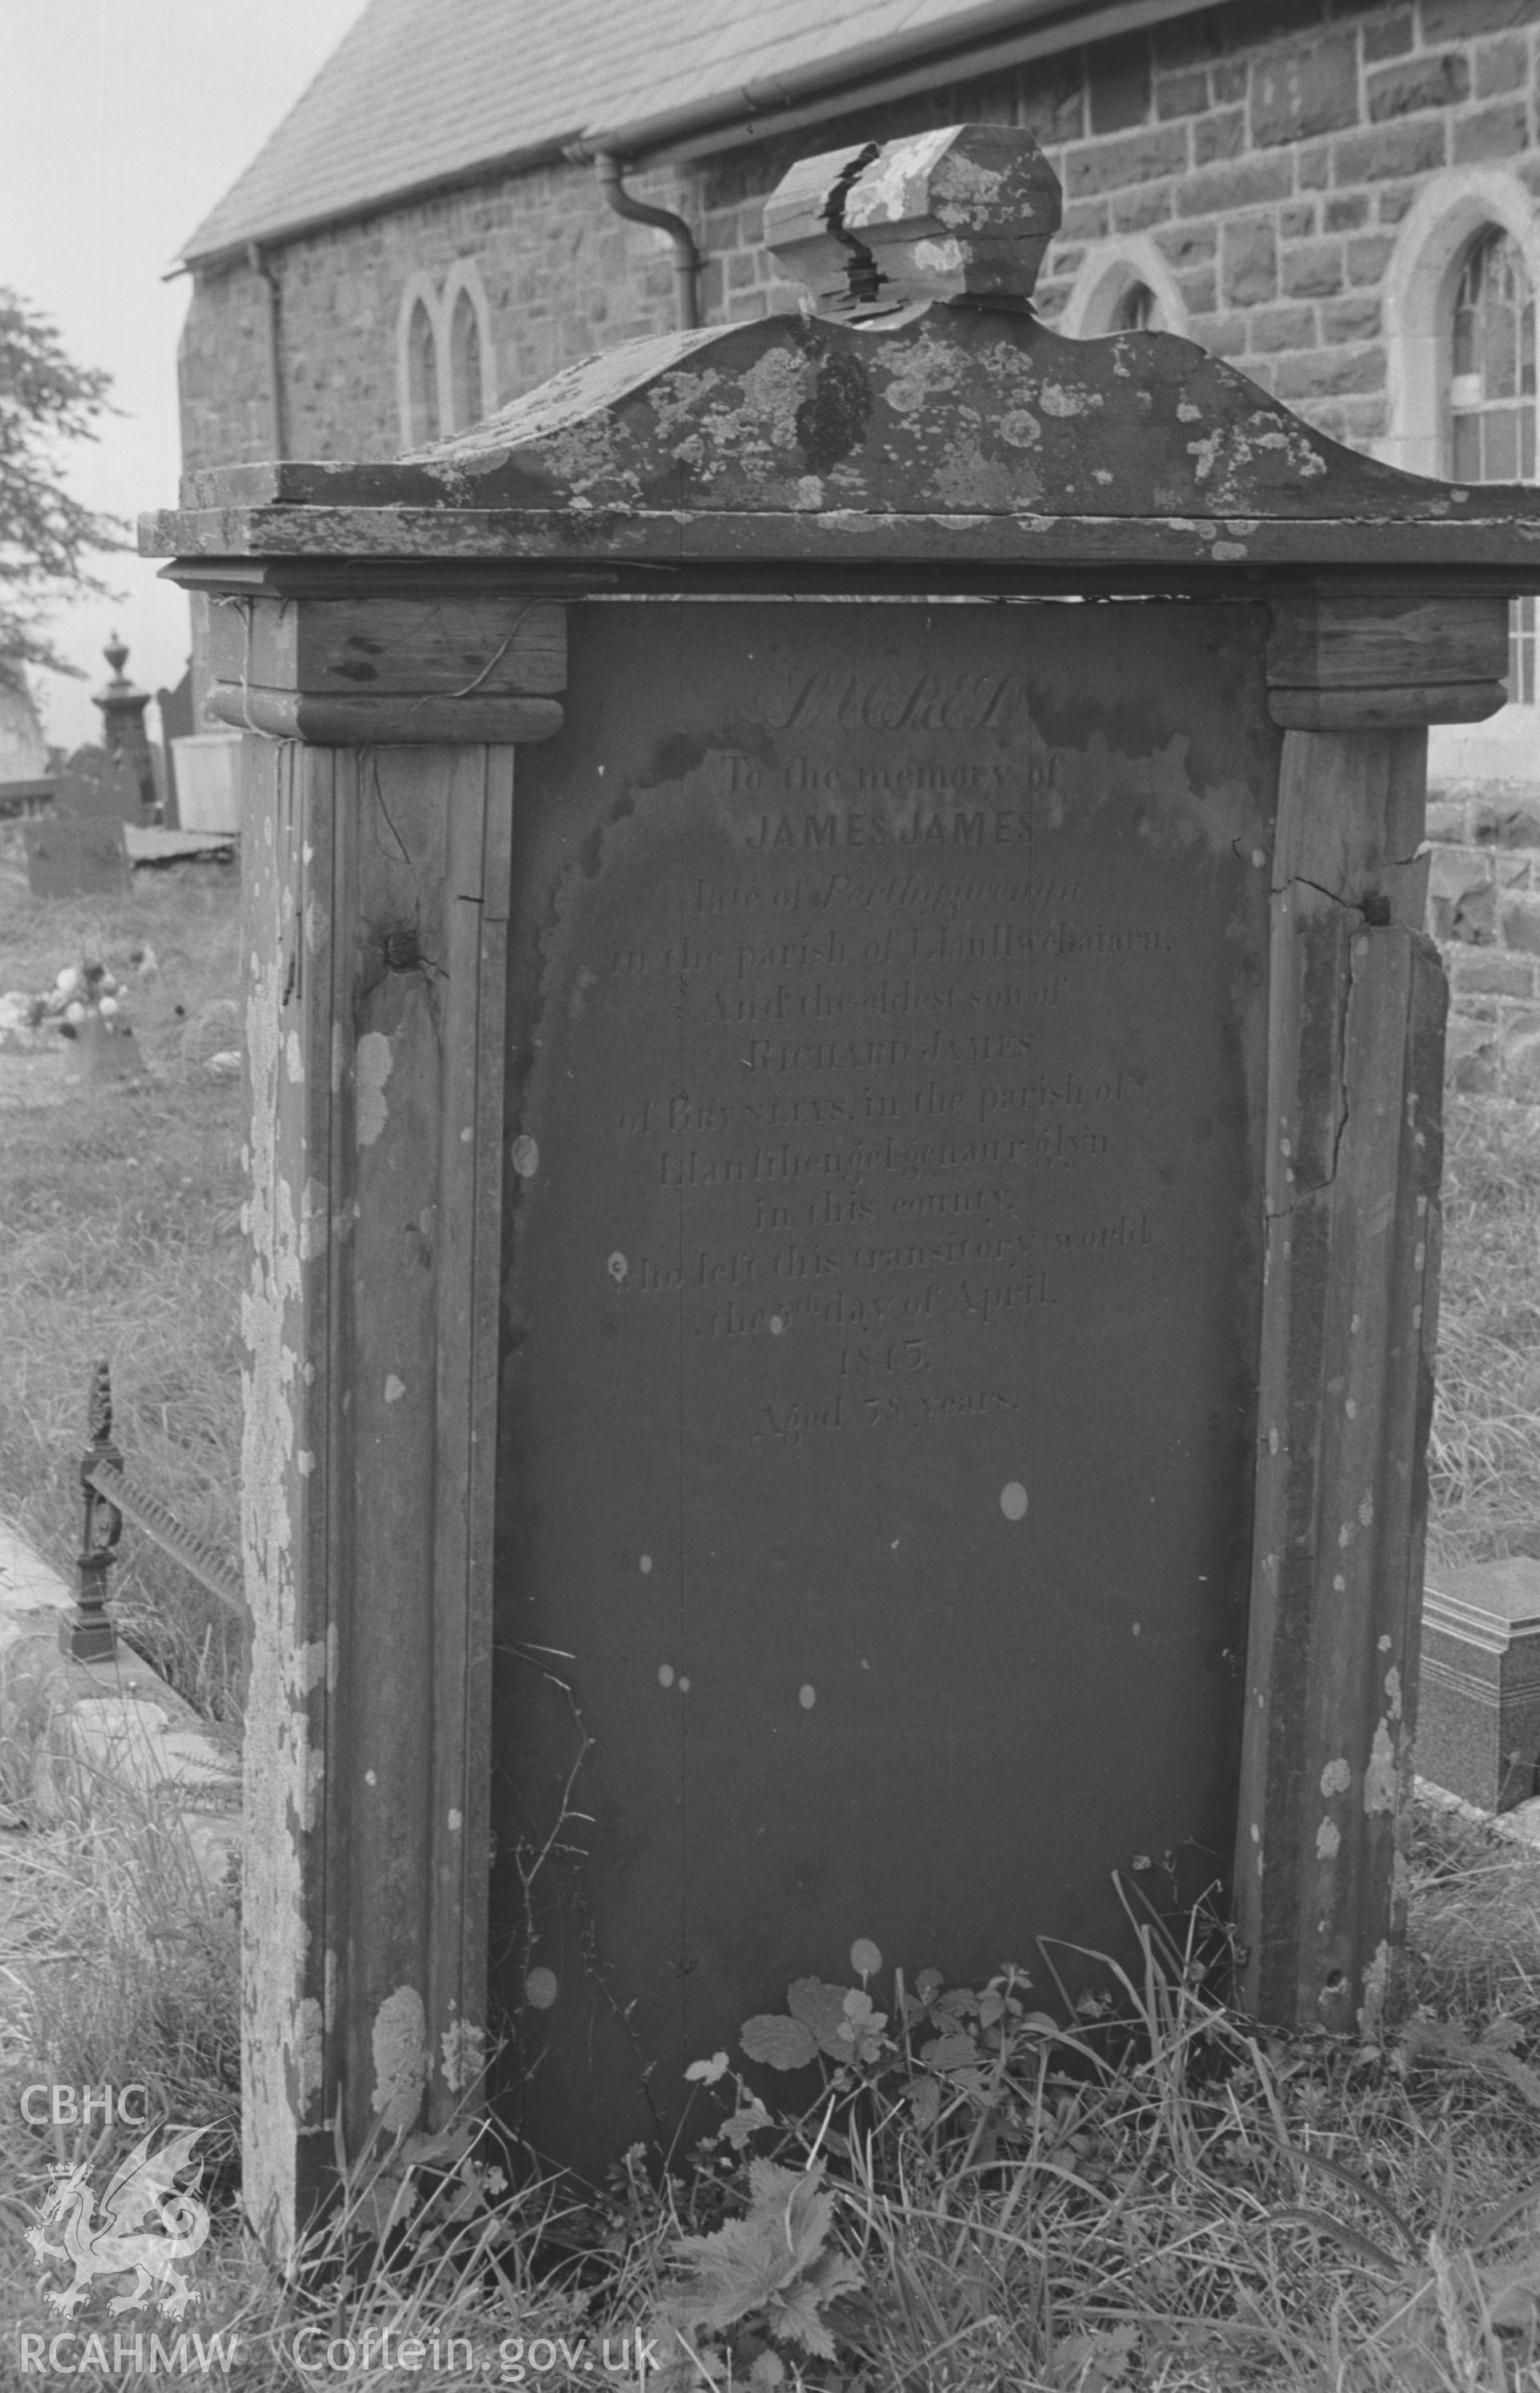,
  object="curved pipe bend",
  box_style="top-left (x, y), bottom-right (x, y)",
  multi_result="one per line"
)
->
top-left (594, 153), bottom-right (701, 331)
